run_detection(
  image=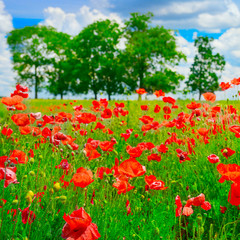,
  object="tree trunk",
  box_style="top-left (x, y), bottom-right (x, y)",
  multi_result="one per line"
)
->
top-left (108, 93), bottom-right (111, 101)
top-left (199, 91), bottom-right (202, 100)
top-left (35, 66), bottom-right (38, 99)
top-left (94, 92), bottom-right (97, 100)
top-left (60, 92), bottom-right (63, 99)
